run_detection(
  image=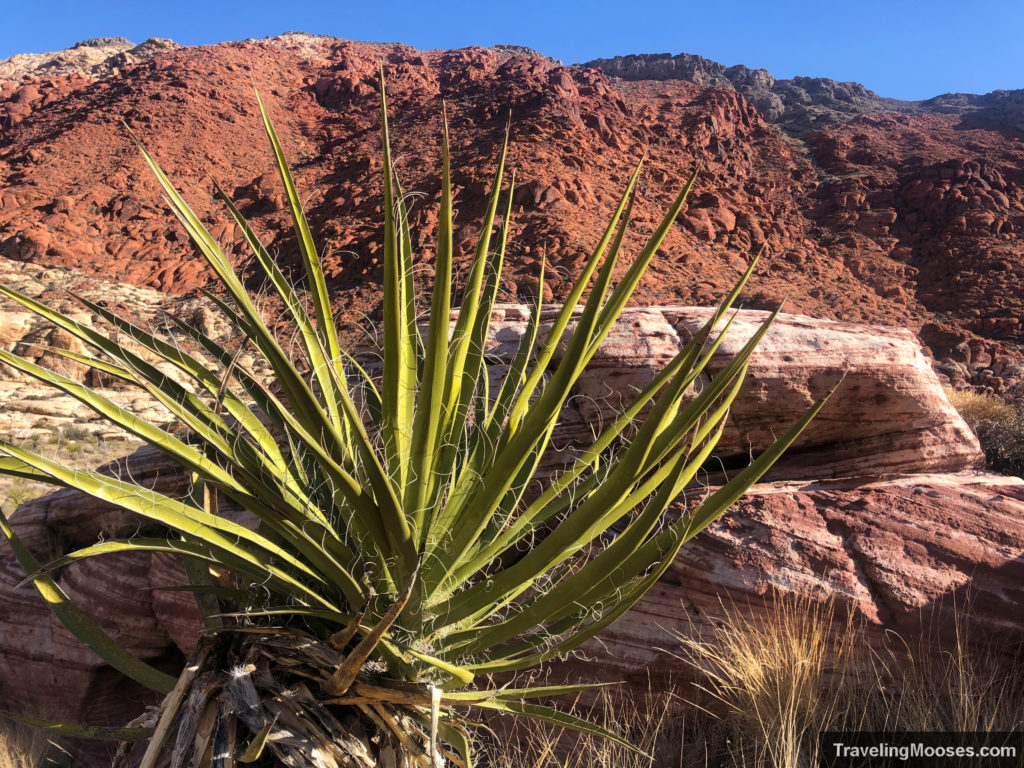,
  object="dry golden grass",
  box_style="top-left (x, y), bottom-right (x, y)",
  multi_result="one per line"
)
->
top-left (669, 594), bottom-right (855, 768)
top-left (484, 687), bottom-right (684, 768)
top-left (0, 722), bottom-right (53, 768)
top-left (482, 594), bottom-right (1024, 768)
top-left (863, 609), bottom-right (1024, 735)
